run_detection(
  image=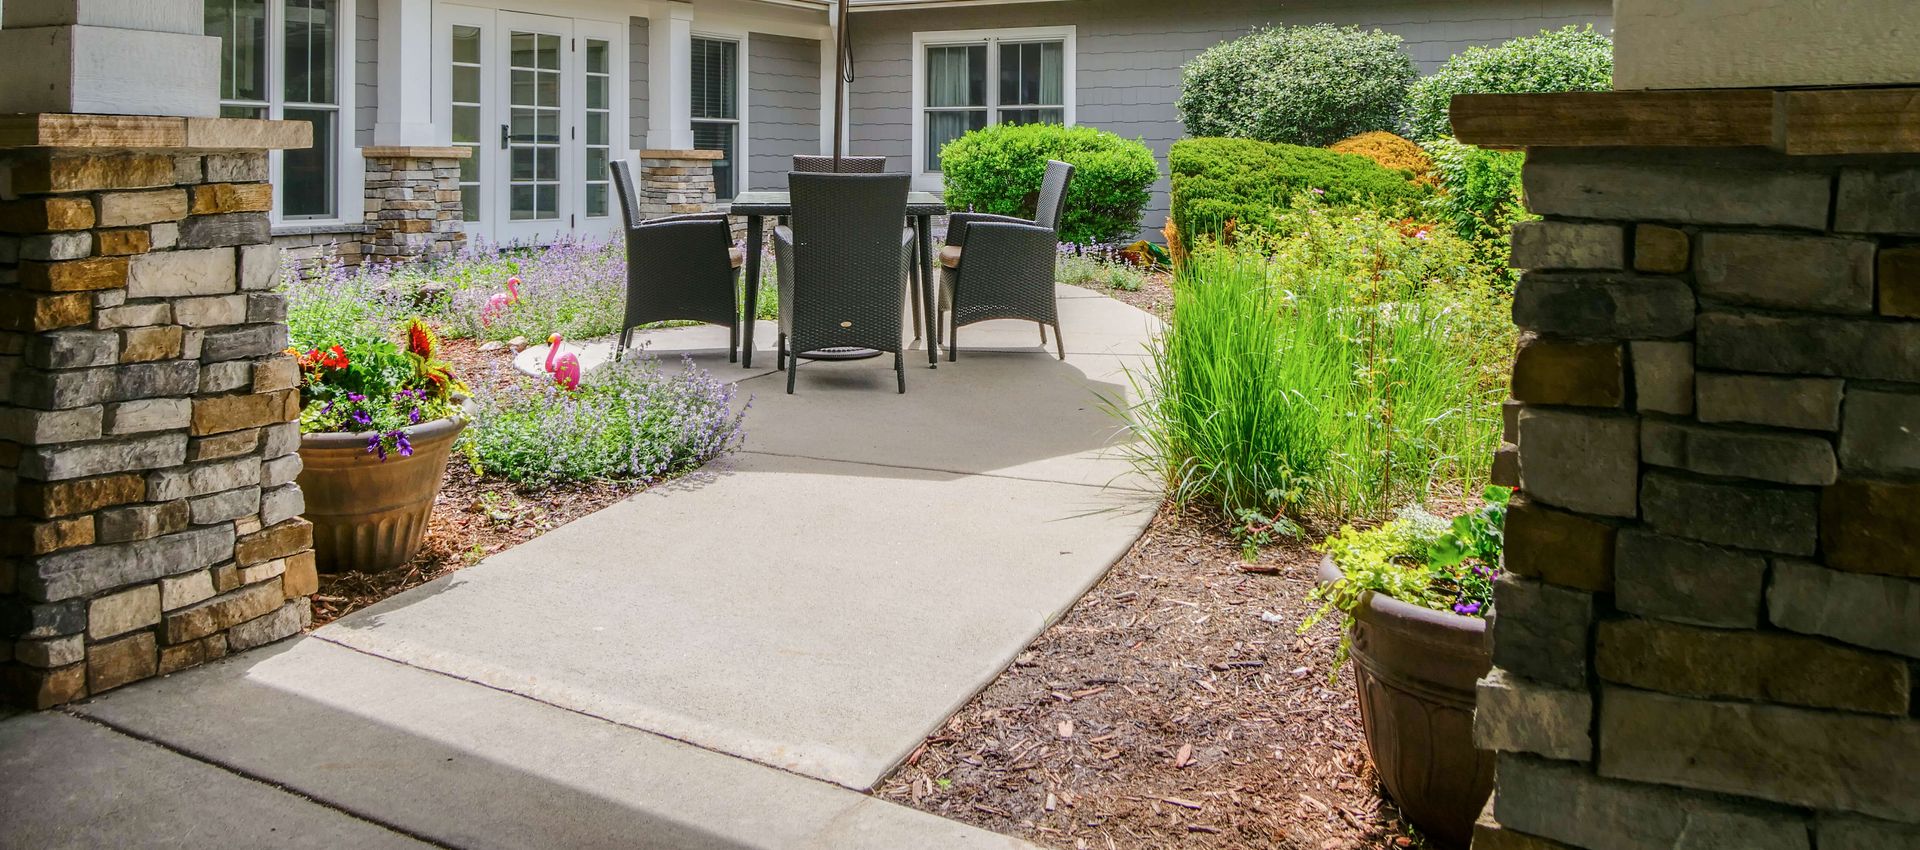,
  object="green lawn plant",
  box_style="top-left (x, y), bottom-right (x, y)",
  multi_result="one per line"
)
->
top-left (1423, 137), bottom-right (1534, 280)
top-left (1177, 24), bottom-right (1415, 147)
top-left (1056, 249), bottom-right (1148, 292)
top-left (939, 123), bottom-right (1159, 246)
top-left (1123, 197), bottom-right (1508, 521)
